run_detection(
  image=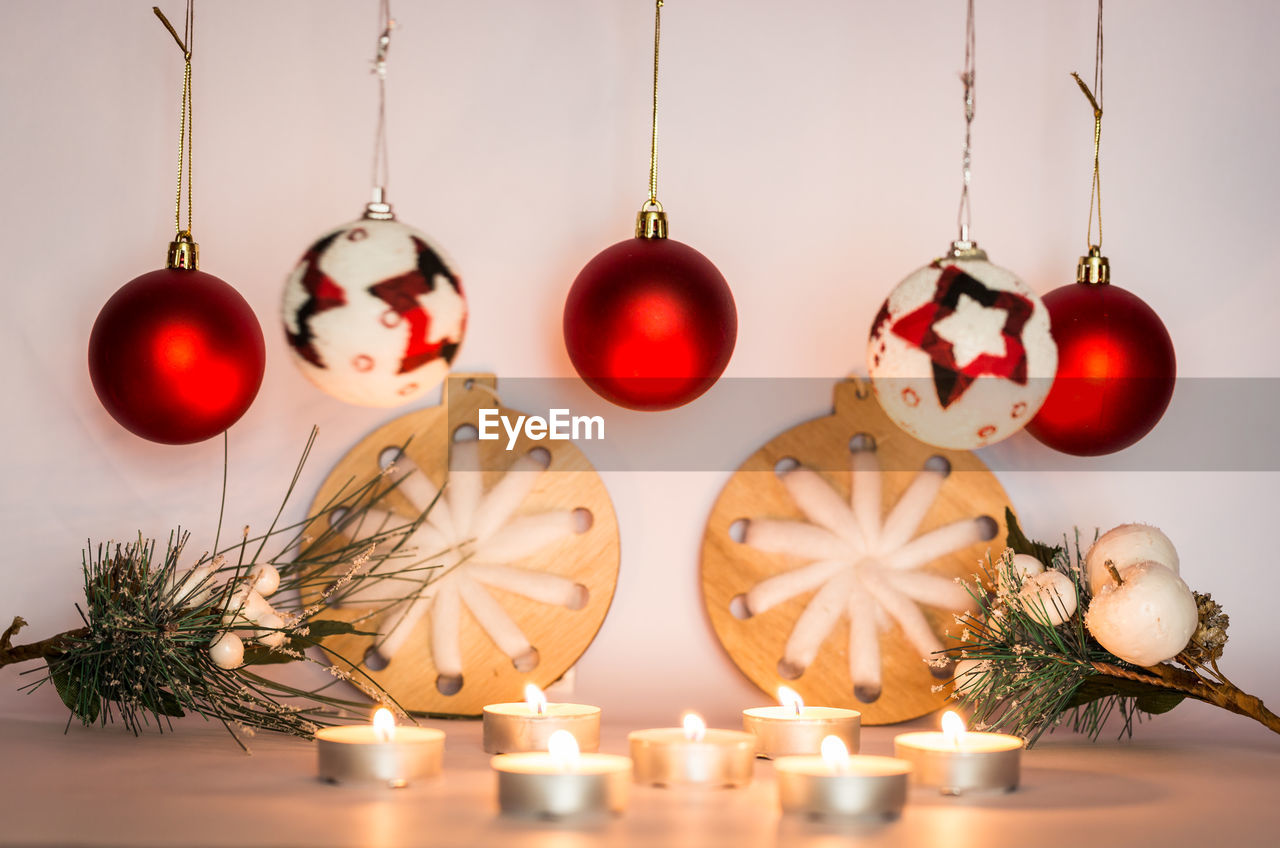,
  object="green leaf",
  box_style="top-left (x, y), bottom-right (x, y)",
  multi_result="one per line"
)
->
top-left (1135, 691), bottom-right (1186, 715)
top-left (141, 688), bottom-right (186, 718)
top-left (241, 620), bottom-right (377, 666)
top-left (1005, 507), bottom-right (1063, 567)
top-left (47, 658), bottom-right (100, 724)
